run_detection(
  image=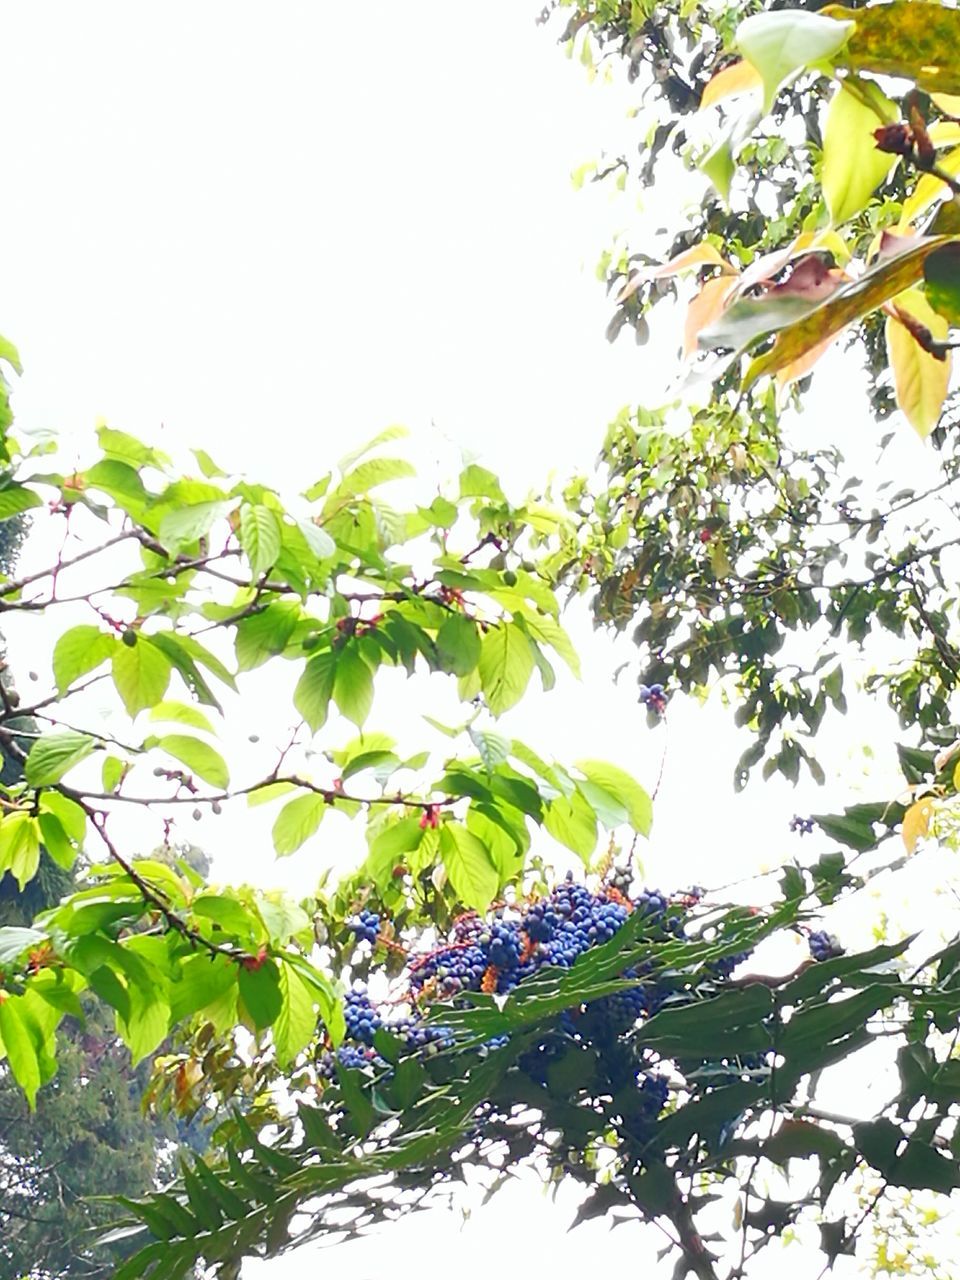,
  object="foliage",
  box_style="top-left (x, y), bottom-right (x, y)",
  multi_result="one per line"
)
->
top-left (3, 1), bottom-right (960, 1276)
